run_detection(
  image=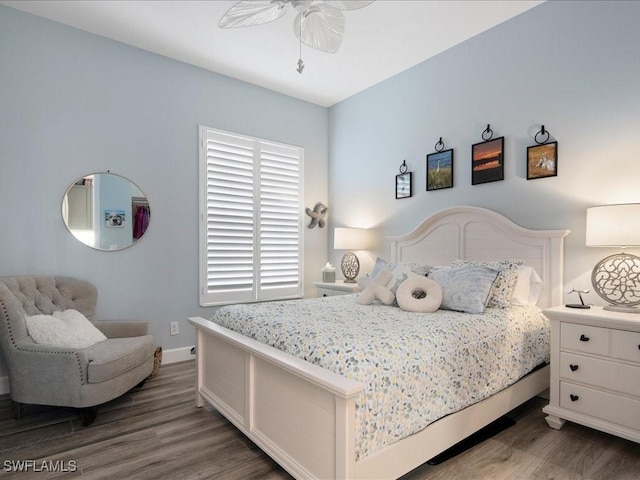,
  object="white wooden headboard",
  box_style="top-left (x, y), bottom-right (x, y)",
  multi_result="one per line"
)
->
top-left (388, 206), bottom-right (570, 309)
